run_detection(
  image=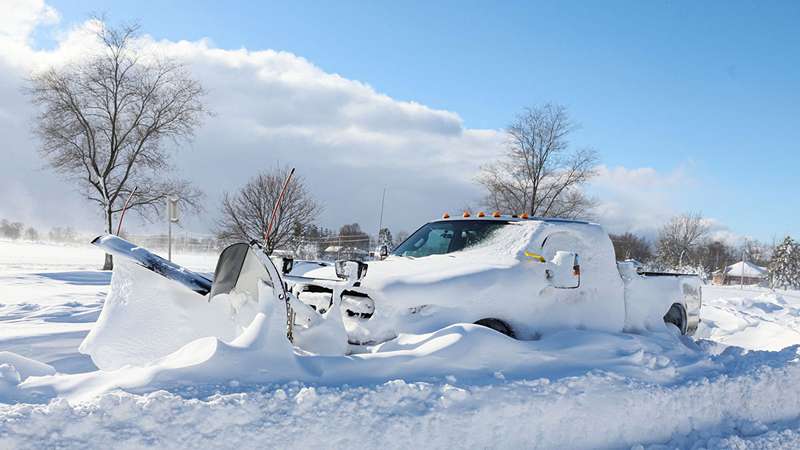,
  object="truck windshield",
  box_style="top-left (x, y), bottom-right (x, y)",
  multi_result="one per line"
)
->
top-left (393, 220), bottom-right (509, 258)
